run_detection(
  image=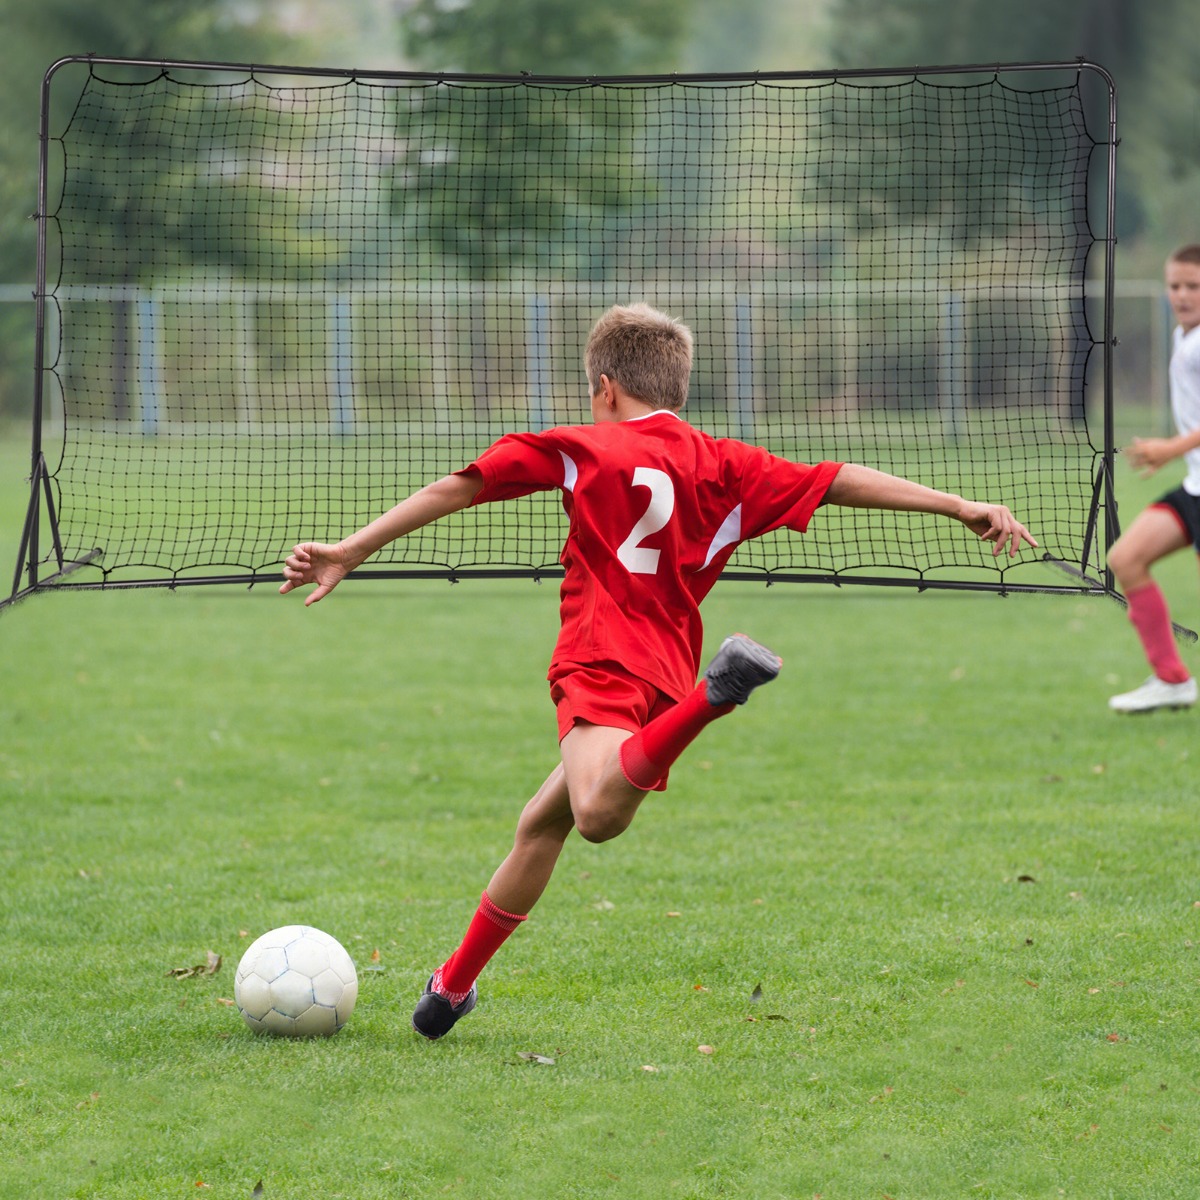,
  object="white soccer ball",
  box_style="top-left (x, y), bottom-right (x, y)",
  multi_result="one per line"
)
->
top-left (234, 925), bottom-right (358, 1037)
